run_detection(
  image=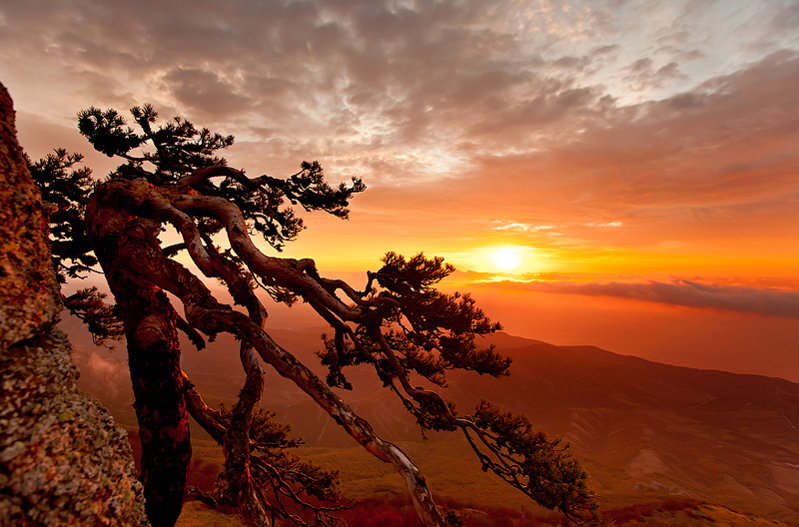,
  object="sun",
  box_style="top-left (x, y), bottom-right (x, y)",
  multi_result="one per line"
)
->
top-left (490, 246), bottom-right (524, 272)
